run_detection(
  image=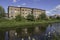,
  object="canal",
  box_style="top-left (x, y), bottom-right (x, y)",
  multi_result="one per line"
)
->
top-left (0, 23), bottom-right (60, 40)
